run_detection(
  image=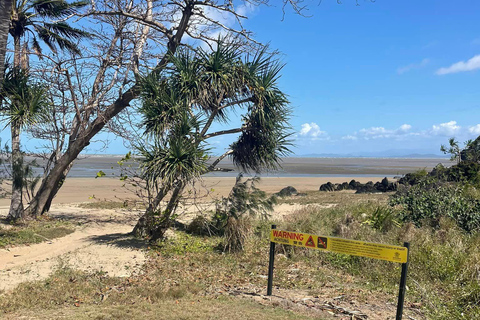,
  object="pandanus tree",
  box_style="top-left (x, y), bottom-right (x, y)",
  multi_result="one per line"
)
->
top-left (1, 66), bottom-right (49, 219)
top-left (132, 41), bottom-right (292, 241)
top-left (6, 0), bottom-right (89, 219)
